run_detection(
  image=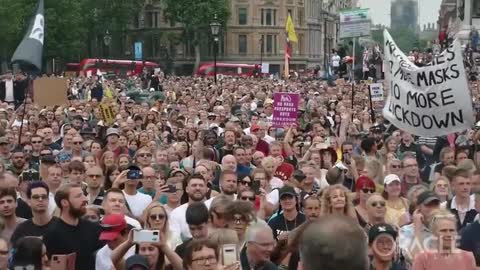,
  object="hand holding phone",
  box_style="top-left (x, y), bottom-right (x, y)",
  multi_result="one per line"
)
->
top-left (133, 230), bottom-right (160, 243)
top-left (51, 253), bottom-right (76, 270)
top-left (222, 244), bottom-right (238, 266)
